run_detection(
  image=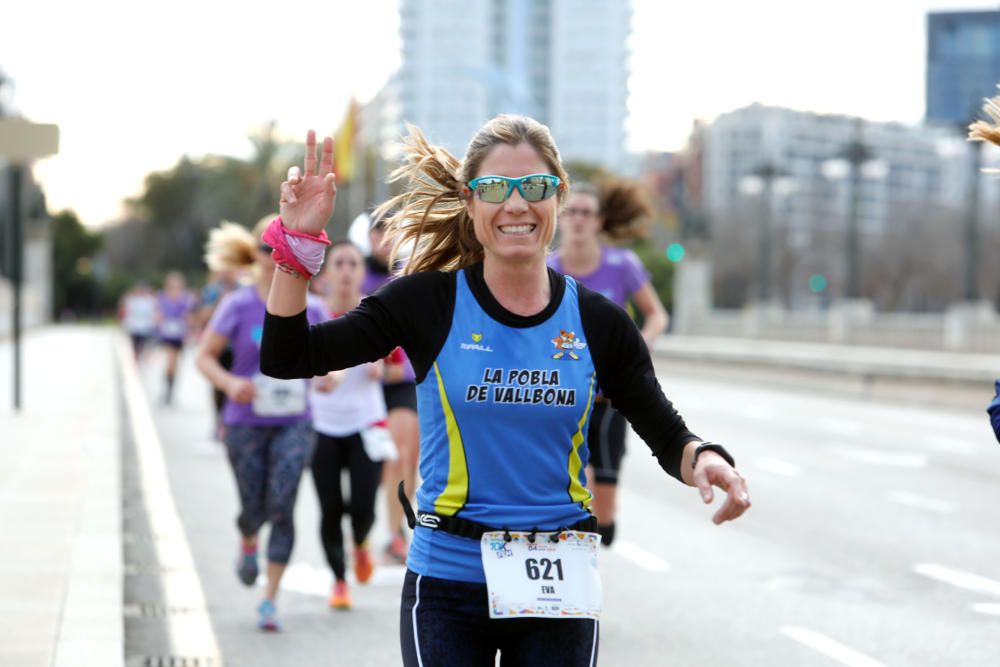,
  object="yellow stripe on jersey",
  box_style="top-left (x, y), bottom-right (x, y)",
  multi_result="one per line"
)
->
top-left (567, 373), bottom-right (597, 509)
top-left (432, 361), bottom-right (469, 516)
